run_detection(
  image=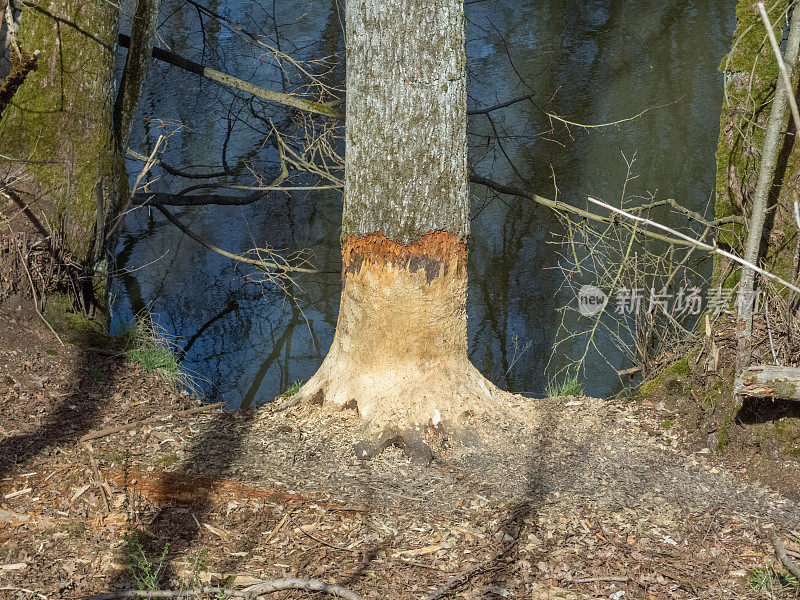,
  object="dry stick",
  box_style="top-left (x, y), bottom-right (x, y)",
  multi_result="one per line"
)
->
top-left (86, 578), bottom-right (366, 600)
top-left (586, 196), bottom-right (800, 295)
top-left (6, 222), bottom-right (63, 345)
top-left (574, 576), bottom-right (629, 584)
top-left (79, 401), bottom-right (227, 442)
top-left (737, 4), bottom-right (800, 391)
top-left (770, 532), bottom-right (800, 580)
